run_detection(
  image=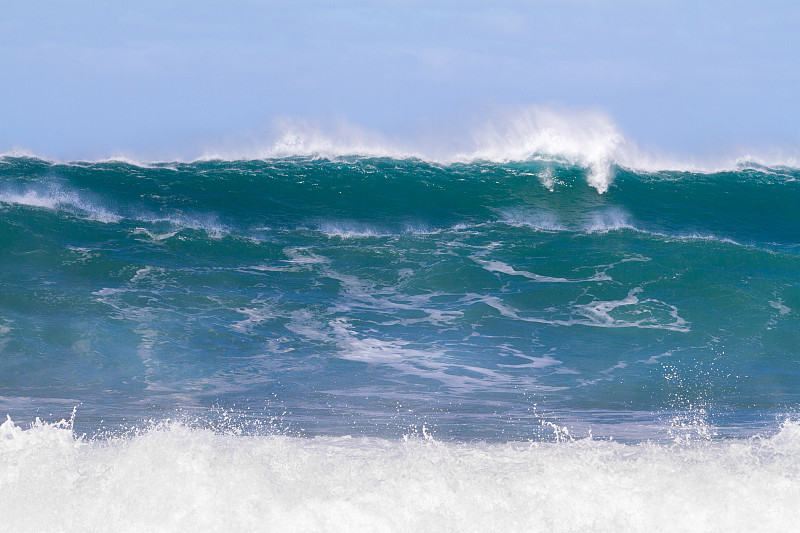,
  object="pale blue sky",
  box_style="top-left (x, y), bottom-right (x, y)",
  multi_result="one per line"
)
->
top-left (1, 0), bottom-right (798, 160)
